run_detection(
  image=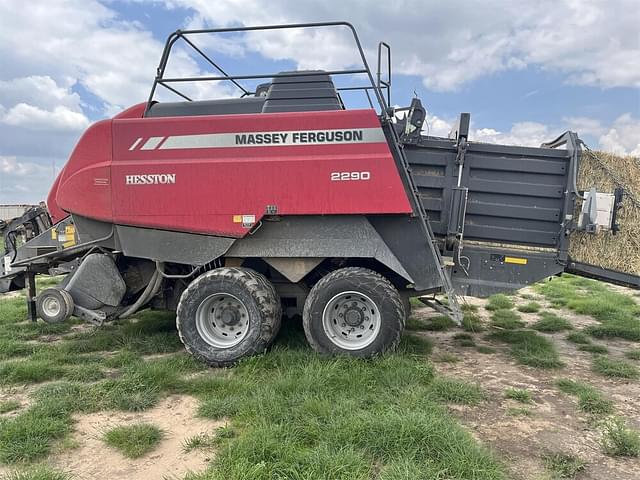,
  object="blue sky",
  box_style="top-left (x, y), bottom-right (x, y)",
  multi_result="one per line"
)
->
top-left (0, 0), bottom-right (638, 203)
